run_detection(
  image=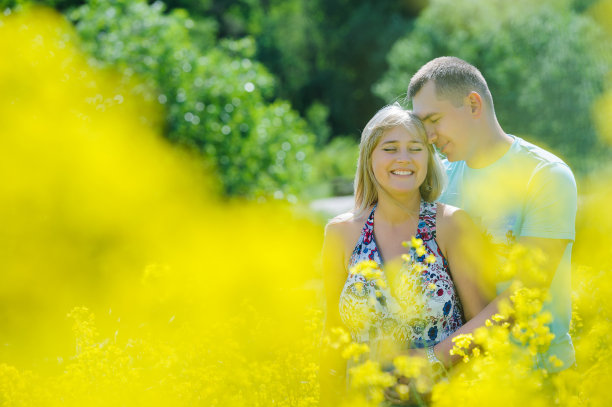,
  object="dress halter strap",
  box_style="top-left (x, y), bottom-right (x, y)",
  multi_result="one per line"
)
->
top-left (361, 201), bottom-right (437, 242)
top-left (416, 201), bottom-right (437, 240)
